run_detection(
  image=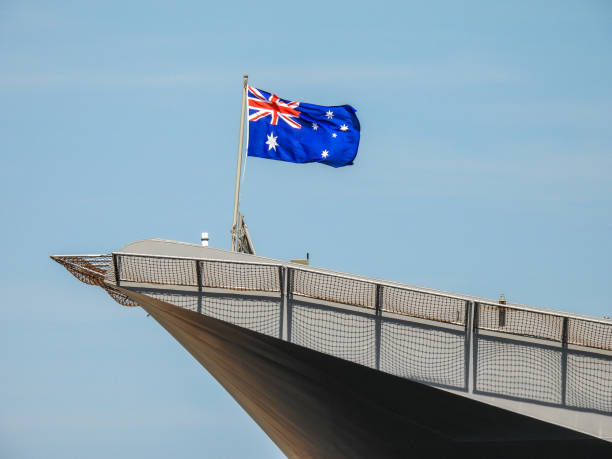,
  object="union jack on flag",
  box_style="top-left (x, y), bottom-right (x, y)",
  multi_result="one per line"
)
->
top-left (247, 86), bottom-right (360, 168)
top-left (247, 86), bottom-right (301, 129)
